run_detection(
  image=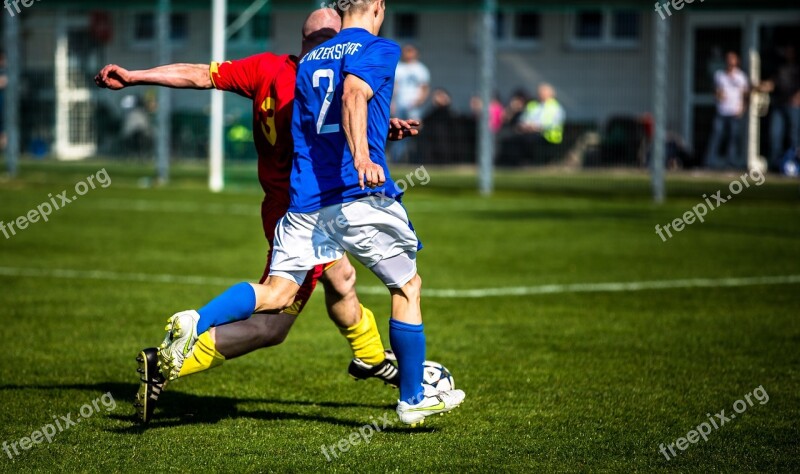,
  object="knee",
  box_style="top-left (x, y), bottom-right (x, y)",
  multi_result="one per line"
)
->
top-left (322, 260), bottom-right (357, 297)
top-left (254, 280), bottom-right (297, 313)
top-left (337, 262), bottom-right (357, 294)
top-left (399, 273), bottom-right (422, 302)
